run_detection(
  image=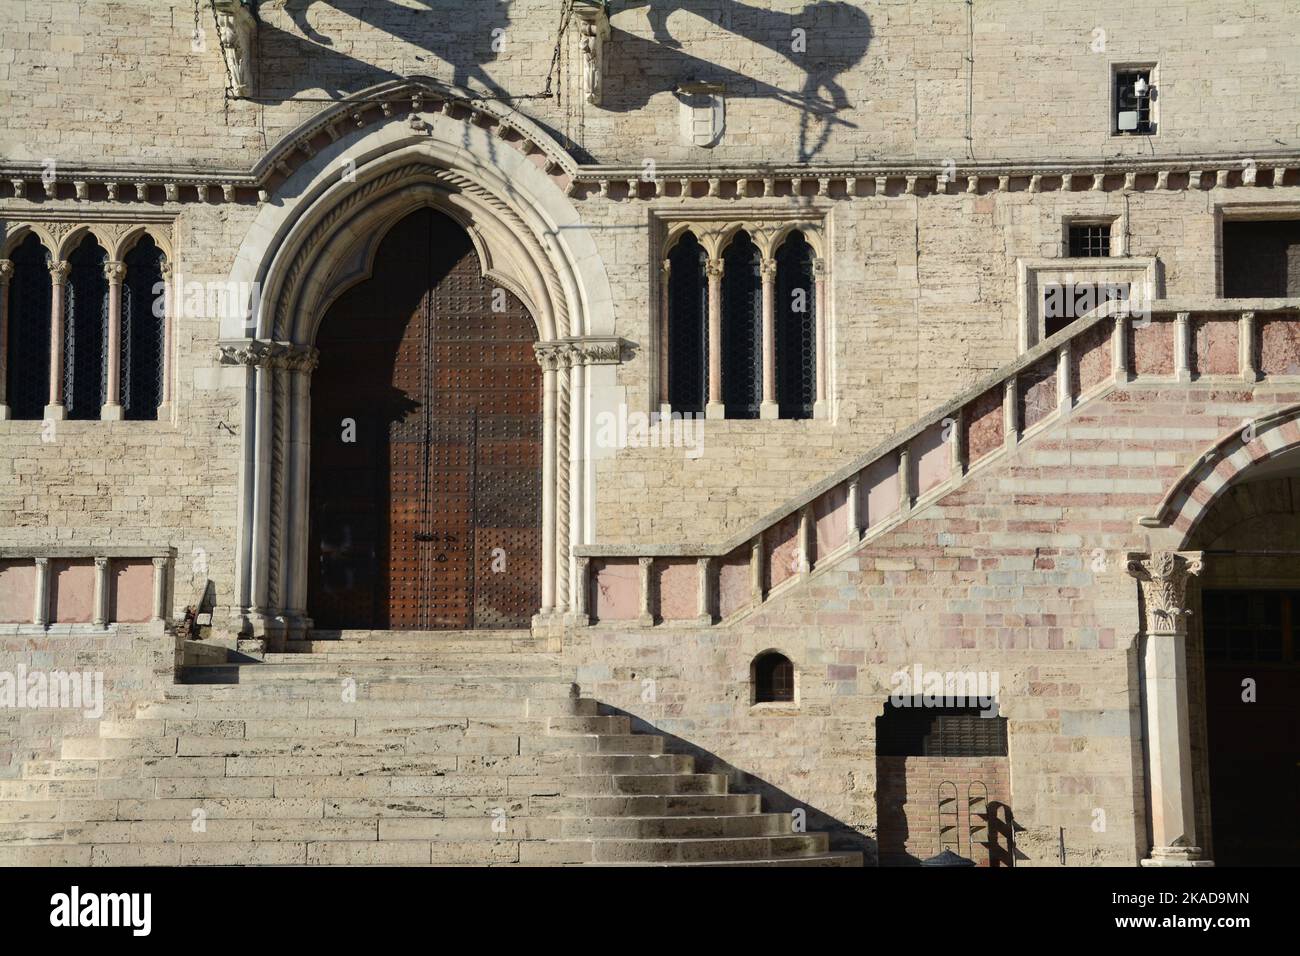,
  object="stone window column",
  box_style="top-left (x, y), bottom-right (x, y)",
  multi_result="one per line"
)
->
top-left (706, 257), bottom-right (725, 419)
top-left (158, 261), bottom-right (175, 417)
top-left (759, 257), bottom-right (778, 419)
top-left (534, 343), bottom-right (569, 614)
top-left (101, 261), bottom-right (126, 420)
top-left (0, 259), bottom-right (12, 420)
top-left (151, 555), bottom-right (170, 623)
top-left (1126, 550), bottom-right (1213, 867)
top-left (45, 261), bottom-right (70, 420)
top-left (812, 257), bottom-right (828, 418)
top-left (658, 258), bottom-right (671, 414)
